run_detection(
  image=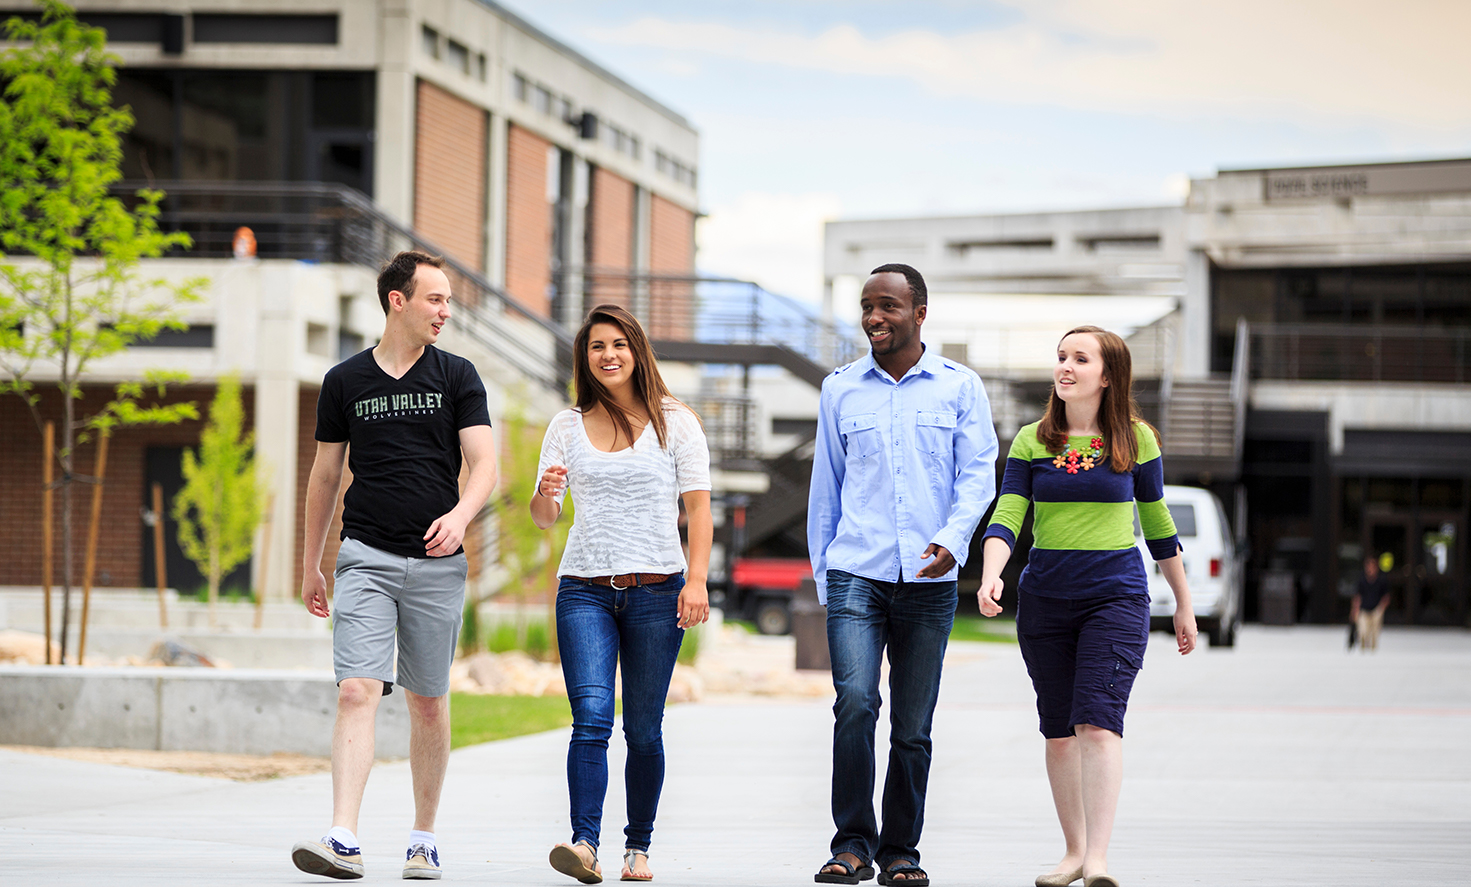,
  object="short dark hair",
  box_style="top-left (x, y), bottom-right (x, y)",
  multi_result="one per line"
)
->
top-left (378, 250), bottom-right (446, 314)
top-left (870, 263), bottom-right (927, 308)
